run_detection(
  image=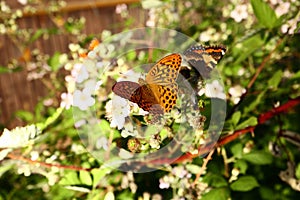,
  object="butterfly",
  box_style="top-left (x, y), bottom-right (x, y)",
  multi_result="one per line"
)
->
top-left (182, 45), bottom-right (226, 79)
top-left (112, 54), bottom-right (182, 115)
